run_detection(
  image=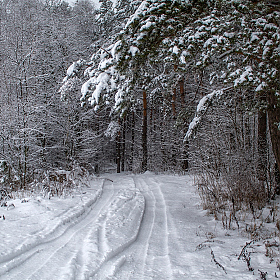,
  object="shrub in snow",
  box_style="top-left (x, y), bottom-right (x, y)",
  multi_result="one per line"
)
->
top-left (0, 160), bottom-right (20, 194)
top-left (30, 164), bottom-right (91, 199)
